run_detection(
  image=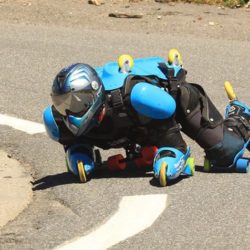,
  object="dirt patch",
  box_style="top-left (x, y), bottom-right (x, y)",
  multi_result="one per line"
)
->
top-left (0, 0), bottom-right (249, 41)
top-left (0, 150), bottom-right (32, 228)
